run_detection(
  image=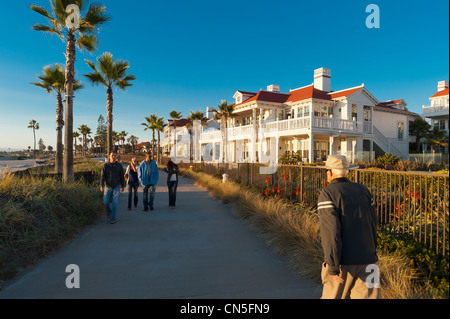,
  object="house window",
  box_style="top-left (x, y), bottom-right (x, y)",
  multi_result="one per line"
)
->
top-left (304, 105), bottom-right (310, 117)
top-left (314, 105), bottom-right (321, 116)
top-left (297, 106), bottom-right (303, 118)
top-left (364, 109), bottom-right (370, 121)
top-left (278, 110), bottom-right (285, 121)
top-left (434, 119), bottom-right (446, 130)
top-left (352, 104), bottom-right (357, 120)
top-left (397, 122), bottom-right (404, 140)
